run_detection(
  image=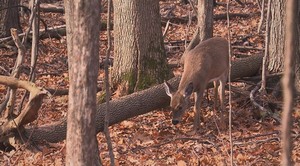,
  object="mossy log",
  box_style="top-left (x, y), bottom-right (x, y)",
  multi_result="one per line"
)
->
top-left (24, 55), bottom-right (263, 143)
